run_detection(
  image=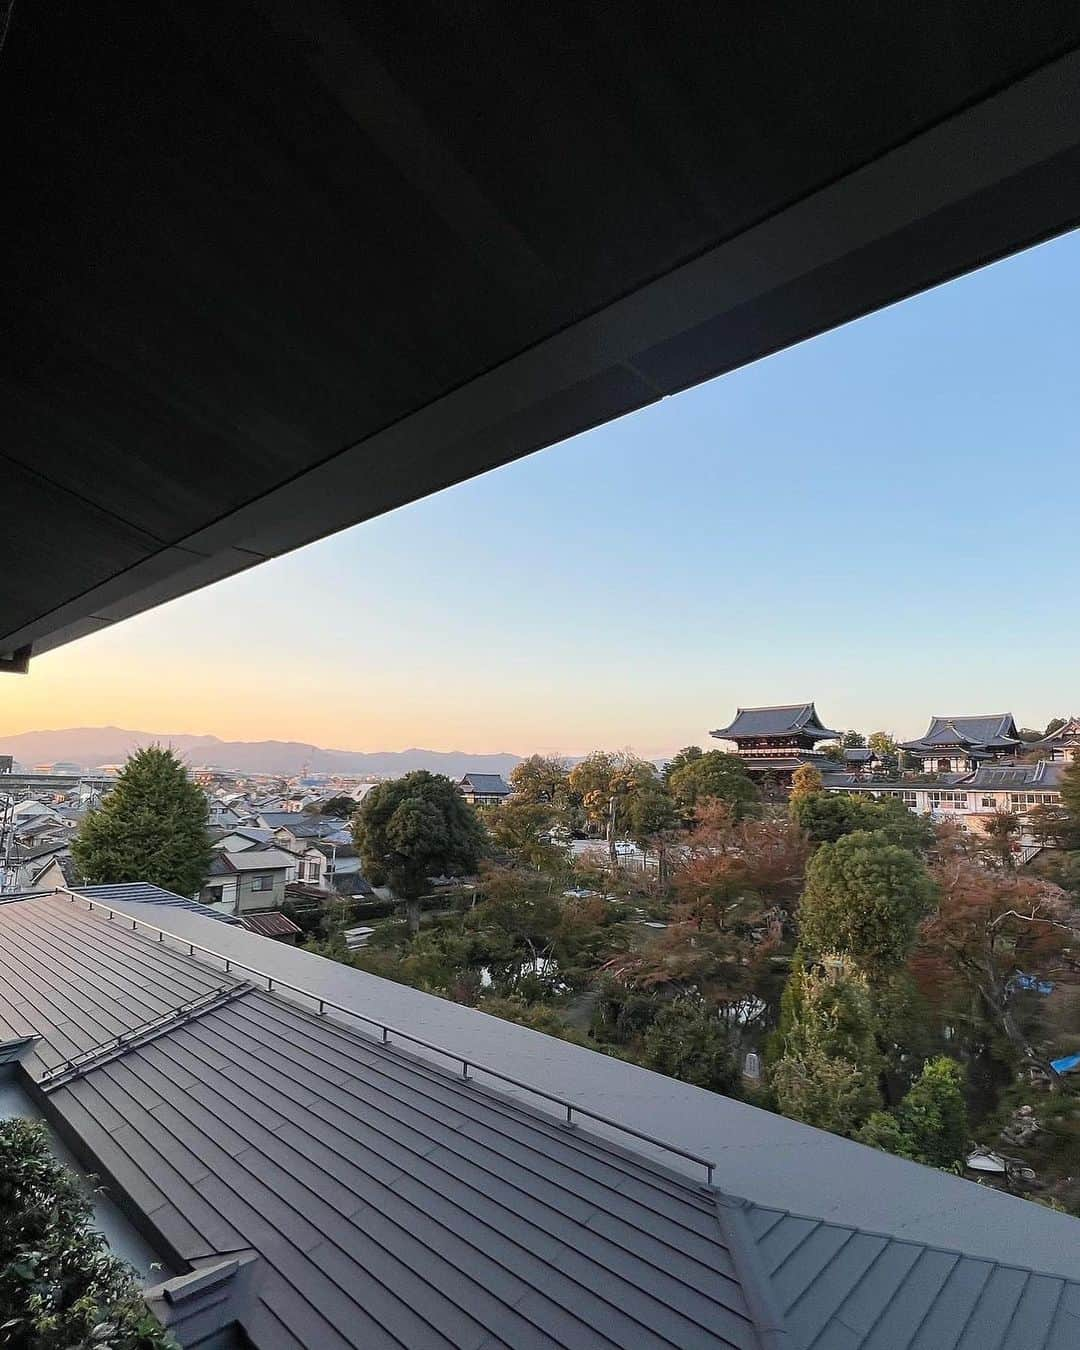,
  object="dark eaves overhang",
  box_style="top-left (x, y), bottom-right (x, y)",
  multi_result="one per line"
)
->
top-left (4, 11), bottom-right (1080, 668)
